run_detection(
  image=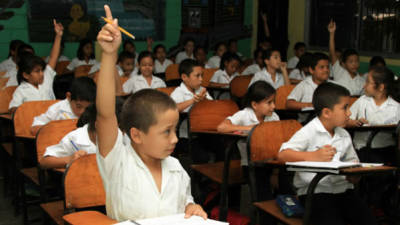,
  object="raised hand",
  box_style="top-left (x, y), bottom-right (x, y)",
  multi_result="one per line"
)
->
top-left (53, 19), bottom-right (64, 36)
top-left (261, 12), bottom-right (267, 22)
top-left (327, 19), bottom-right (336, 33)
top-left (97, 5), bottom-right (121, 54)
